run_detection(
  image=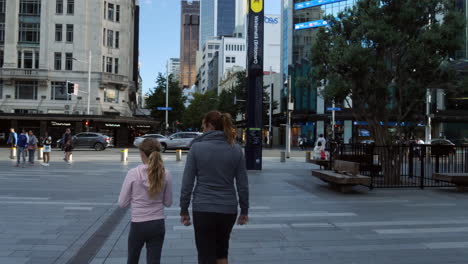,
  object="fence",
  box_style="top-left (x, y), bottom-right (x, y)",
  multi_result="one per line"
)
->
top-left (331, 144), bottom-right (468, 189)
